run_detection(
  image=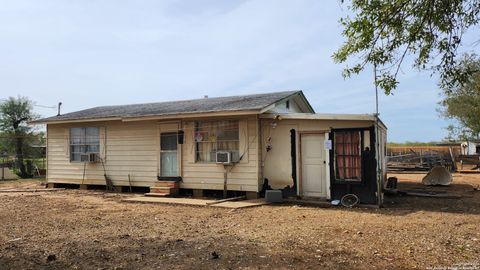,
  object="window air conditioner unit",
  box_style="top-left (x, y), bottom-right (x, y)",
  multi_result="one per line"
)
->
top-left (80, 153), bottom-right (89, 162)
top-left (216, 151), bottom-right (240, 164)
top-left (88, 153), bottom-right (99, 163)
top-left (216, 151), bottom-right (231, 164)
